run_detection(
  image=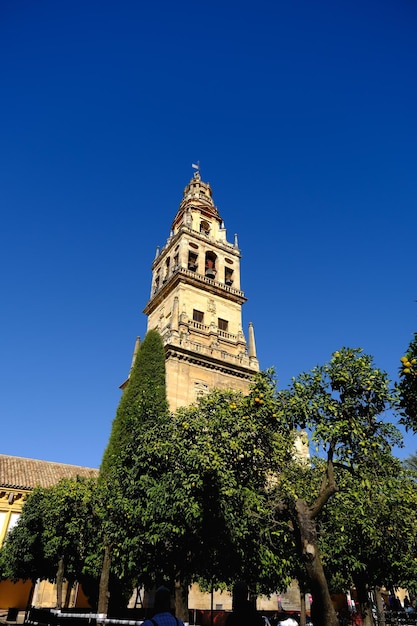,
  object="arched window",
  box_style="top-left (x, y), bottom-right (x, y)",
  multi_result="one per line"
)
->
top-left (205, 252), bottom-right (217, 279)
top-left (225, 267), bottom-right (234, 286)
top-left (163, 257), bottom-right (170, 282)
top-left (154, 270), bottom-right (160, 293)
top-left (200, 220), bottom-right (210, 236)
top-left (188, 251), bottom-right (198, 271)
